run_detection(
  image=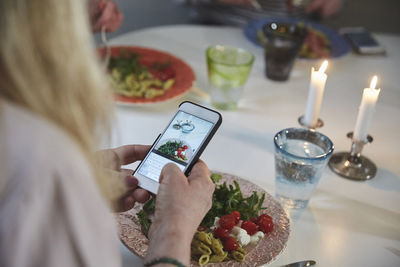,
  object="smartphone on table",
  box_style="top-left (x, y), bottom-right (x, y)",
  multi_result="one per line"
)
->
top-left (134, 101), bottom-right (222, 194)
top-left (340, 27), bottom-right (385, 55)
